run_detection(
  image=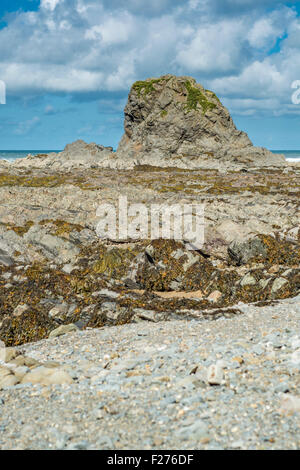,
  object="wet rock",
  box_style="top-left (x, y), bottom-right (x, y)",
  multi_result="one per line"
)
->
top-left (271, 278), bottom-right (288, 294)
top-left (207, 290), bottom-right (222, 303)
top-left (240, 273), bottom-right (256, 287)
top-left (228, 235), bottom-right (300, 266)
top-left (13, 304), bottom-right (29, 317)
top-left (228, 237), bottom-right (268, 266)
